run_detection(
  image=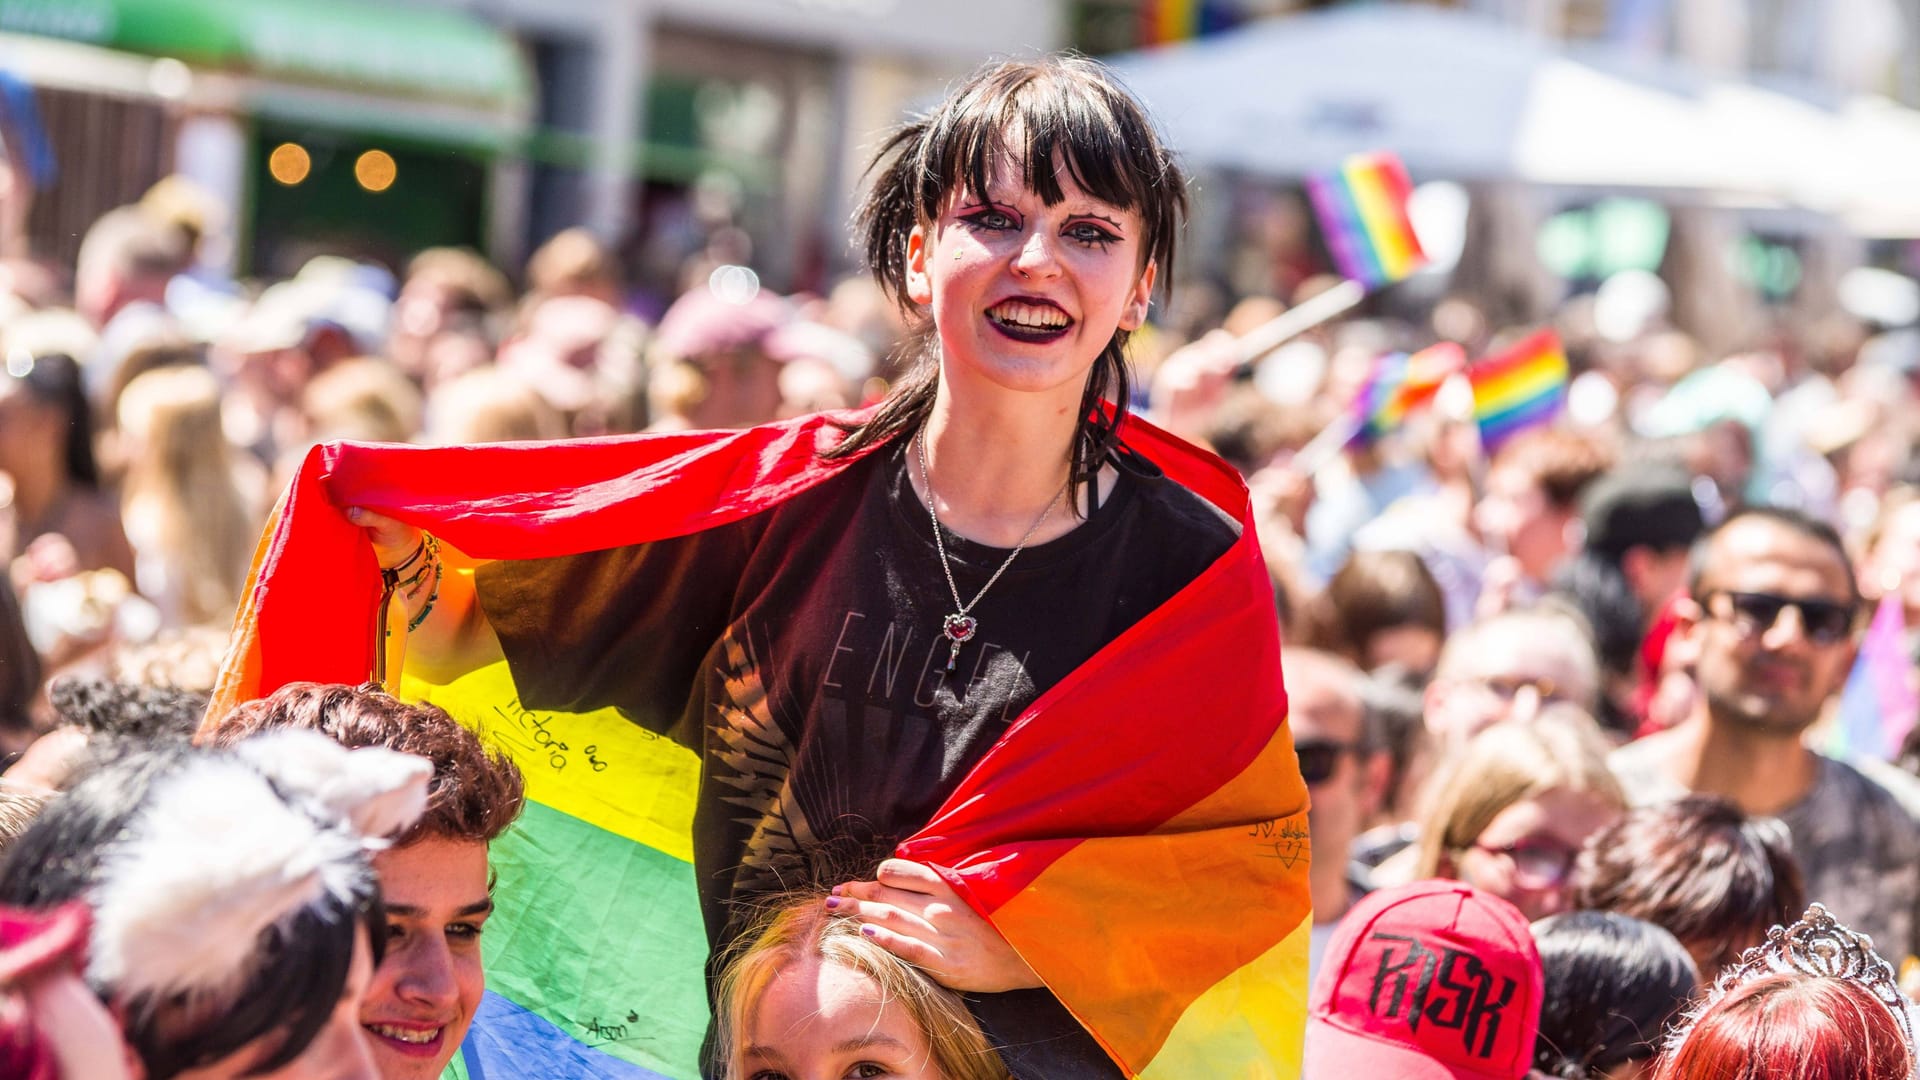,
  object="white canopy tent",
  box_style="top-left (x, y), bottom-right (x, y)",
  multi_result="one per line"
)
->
top-left (1823, 97), bottom-right (1920, 236)
top-left (1110, 5), bottom-right (1872, 207)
